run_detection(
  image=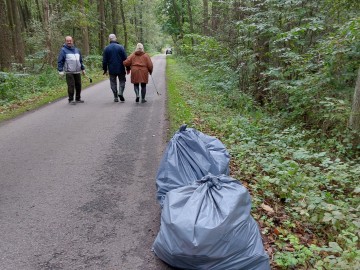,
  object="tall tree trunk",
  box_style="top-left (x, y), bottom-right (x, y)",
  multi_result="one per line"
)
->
top-left (252, 0), bottom-right (270, 105)
top-left (349, 67), bottom-right (360, 145)
top-left (0, 0), bottom-right (11, 70)
top-left (232, 0), bottom-right (244, 71)
top-left (186, 0), bottom-right (194, 45)
top-left (171, 0), bottom-right (182, 39)
top-left (181, 0), bottom-right (185, 26)
top-left (202, 0), bottom-right (209, 35)
top-left (139, 0), bottom-right (144, 43)
top-left (119, 0), bottom-right (128, 51)
top-left (35, 0), bottom-right (42, 22)
top-left (43, 0), bottom-right (53, 66)
top-left (210, 0), bottom-right (221, 35)
top-left (7, 0), bottom-right (25, 65)
top-left (99, 0), bottom-right (106, 52)
top-left (6, 0), bottom-right (15, 64)
top-left (133, 4), bottom-right (138, 40)
top-left (17, 0), bottom-right (28, 31)
top-left (109, 0), bottom-right (117, 34)
top-left (79, 0), bottom-right (90, 56)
